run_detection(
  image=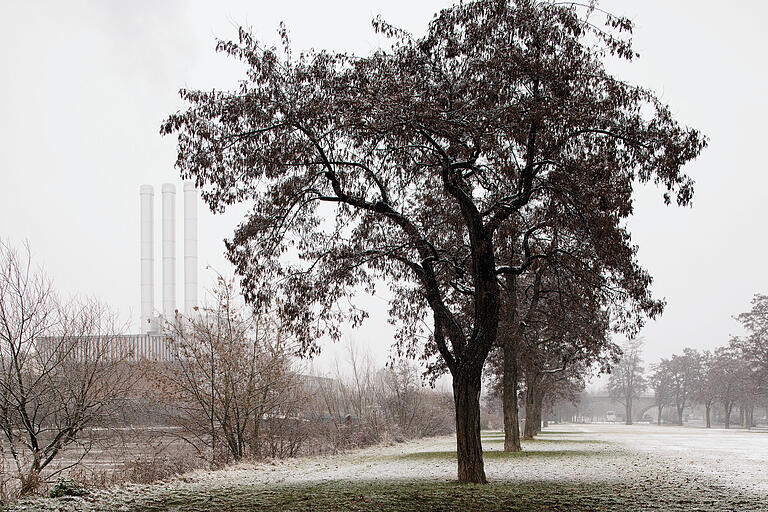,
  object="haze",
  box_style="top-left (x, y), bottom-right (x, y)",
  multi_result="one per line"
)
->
top-left (1, 0), bottom-right (766, 368)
